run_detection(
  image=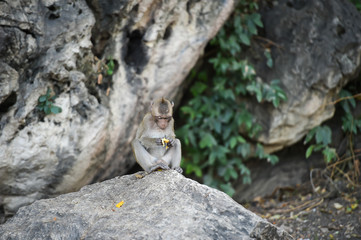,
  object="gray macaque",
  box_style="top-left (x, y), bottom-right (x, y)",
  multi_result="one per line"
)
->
top-left (132, 98), bottom-right (182, 173)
